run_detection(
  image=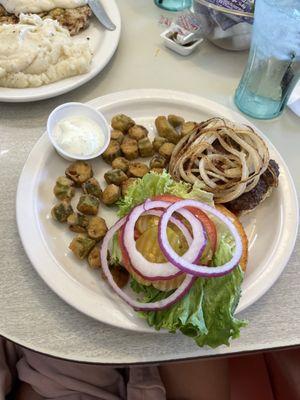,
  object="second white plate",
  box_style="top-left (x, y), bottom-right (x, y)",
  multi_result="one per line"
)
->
top-left (0, 0), bottom-right (121, 102)
top-left (16, 89), bottom-right (299, 332)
